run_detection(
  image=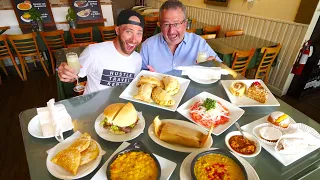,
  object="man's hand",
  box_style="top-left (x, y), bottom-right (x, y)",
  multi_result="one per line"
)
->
top-left (57, 62), bottom-right (78, 82)
top-left (206, 56), bottom-right (217, 61)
